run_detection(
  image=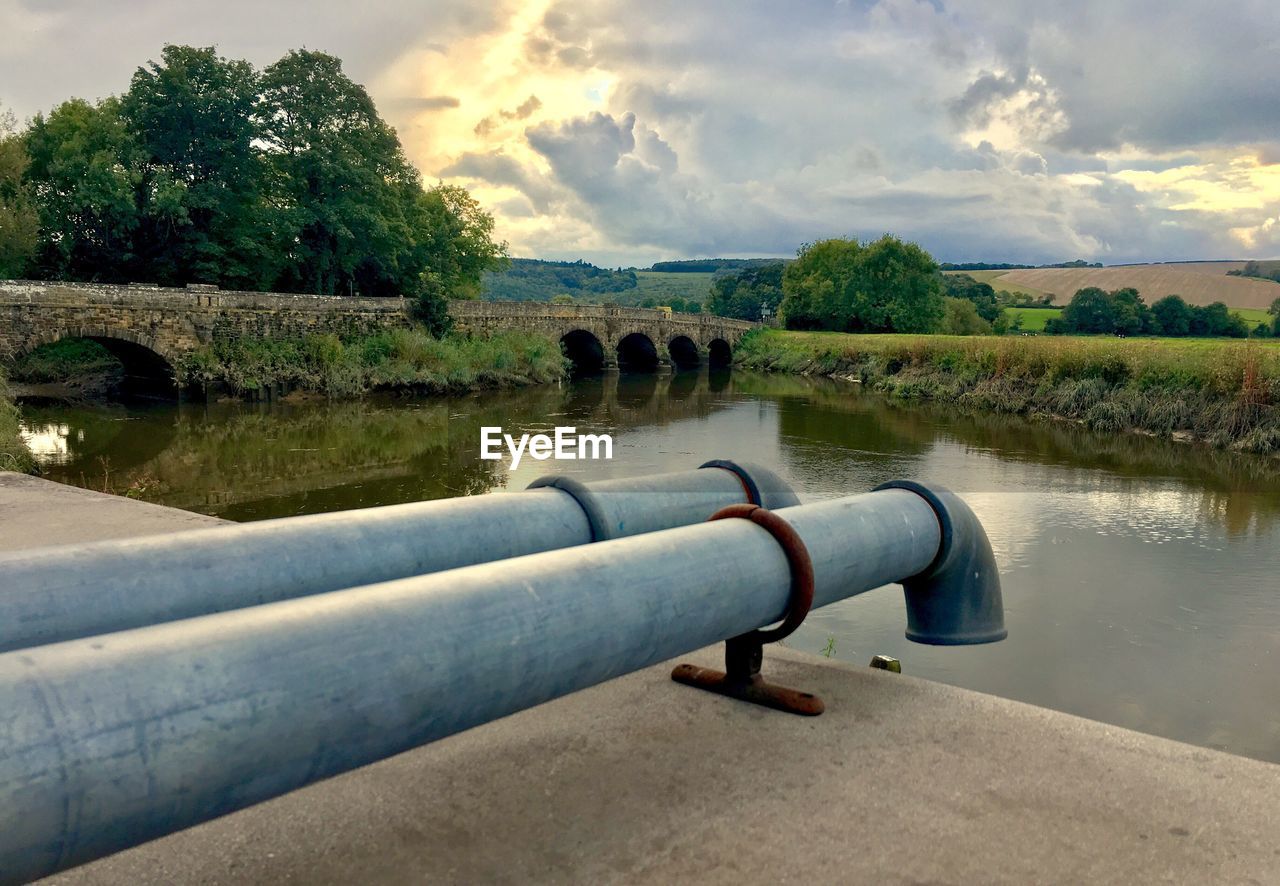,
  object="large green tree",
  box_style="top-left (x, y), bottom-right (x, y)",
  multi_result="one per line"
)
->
top-left (779, 238), bottom-right (862, 330)
top-left (0, 106), bottom-right (38, 276)
top-left (258, 49), bottom-right (421, 298)
top-left (1151, 294), bottom-right (1192, 336)
top-left (859, 236), bottom-right (944, 333)
top-left (121, 45), bottom-right (274, 289)
top-left (14, 45), bottom-right (509, 330)
top-left (1054, 287), bottom-right (1117, 334)
top-left (779, 235), bottom-right (944, 333)
top-left (24, 97), bottom-right (141, 281)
